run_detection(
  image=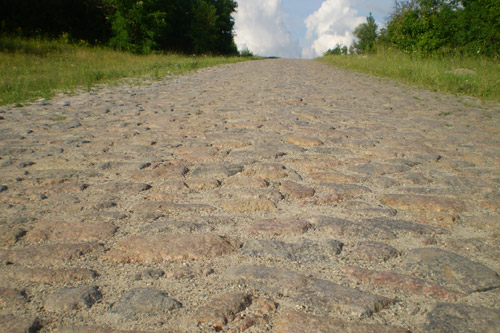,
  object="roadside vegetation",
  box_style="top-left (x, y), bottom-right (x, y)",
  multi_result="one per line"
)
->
top-left (321, 0), bottom-right (500, 102)
top-left (0, 0), bottom-right (261, 106)
top-left (0, 37), bottom-right (256, 106)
